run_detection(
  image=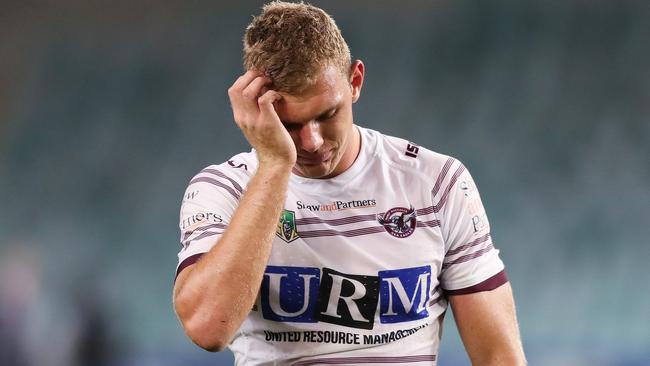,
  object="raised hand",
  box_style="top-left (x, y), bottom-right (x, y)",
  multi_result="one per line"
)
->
top-left (227, 70), bottom-right (297, 167)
